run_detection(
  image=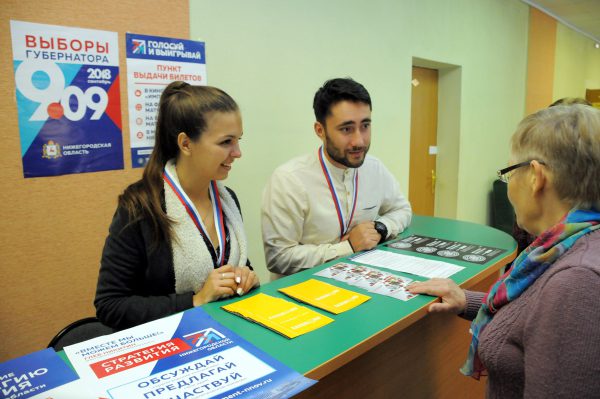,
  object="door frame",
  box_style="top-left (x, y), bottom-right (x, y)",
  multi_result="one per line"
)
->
top-left (411, 57), bottom-right (462, 219)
